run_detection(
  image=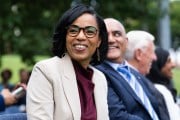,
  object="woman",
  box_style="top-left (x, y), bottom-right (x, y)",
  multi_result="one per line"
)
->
top-left (26, 4), bottom-right (109, 120)
top-left (146, 47), bottom-right (180, 120)
top-left (0, 69), bottom-right (14, 91)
